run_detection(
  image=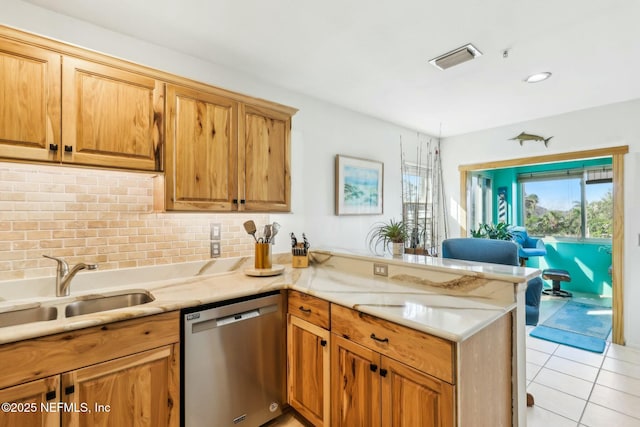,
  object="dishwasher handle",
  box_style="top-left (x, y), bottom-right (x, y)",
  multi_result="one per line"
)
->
top-left (190, 303), bottom-right (278, 334)
top-left (216, 309), bottom-right (259, 326)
